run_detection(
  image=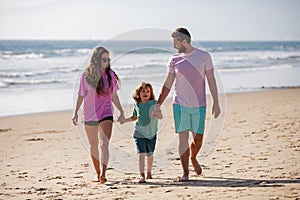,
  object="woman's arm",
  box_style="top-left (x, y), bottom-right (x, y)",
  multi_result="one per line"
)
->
top-left (112, 92), bottom-right (124, 114)
top-left (112, 92), bottom-right (125, 122)
top-left (72, 95), bottom-right (83, 125)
